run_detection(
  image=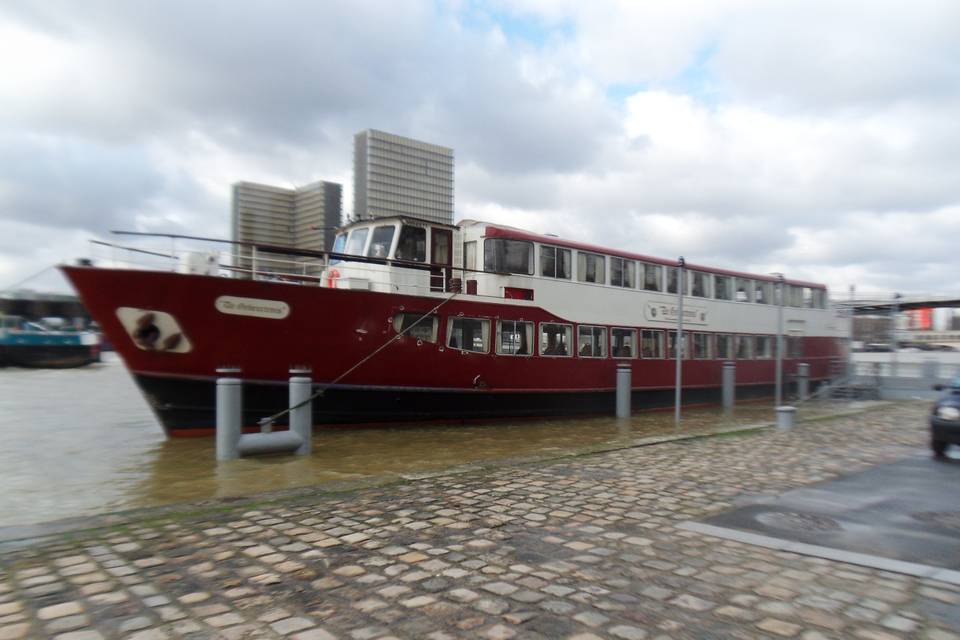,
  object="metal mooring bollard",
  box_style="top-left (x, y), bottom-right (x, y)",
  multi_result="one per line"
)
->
top-left (776, 406), bottom-right (796, 429)
top-left (797, 362), bottom-right (810, 401)
top-left (216, 367), bottom-right (243, 461)
top-left (616, 364), bottom-right (631, 418)
top-left (289, 367), bottom-right (313, 455)
top-left (722, 361), bottom-right (735, 410)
